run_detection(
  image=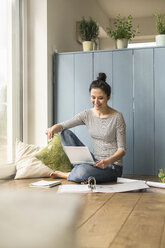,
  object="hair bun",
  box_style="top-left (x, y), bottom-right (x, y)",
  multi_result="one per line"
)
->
top-left (97, 72), bottom-right (107, 82)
